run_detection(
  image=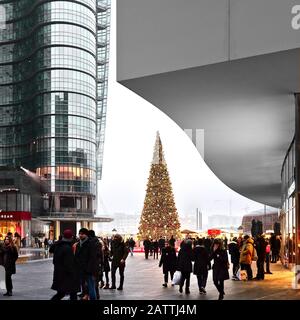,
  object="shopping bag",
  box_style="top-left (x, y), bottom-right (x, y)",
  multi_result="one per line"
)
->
top-left (239, 270), bottom-right (248, 281)
top-left (0, 265), bottom-right (5, 290)
top-left (172, 271), bottom-right (182, 285)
